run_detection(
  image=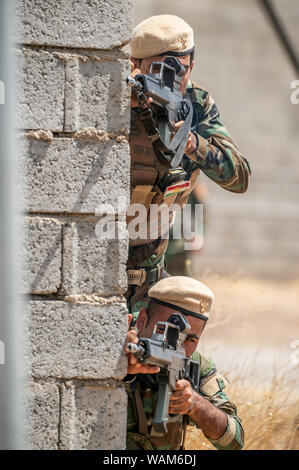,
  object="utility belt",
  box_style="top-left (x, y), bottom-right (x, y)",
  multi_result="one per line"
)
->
top-left (127, 265), bottom-right (164, 287)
